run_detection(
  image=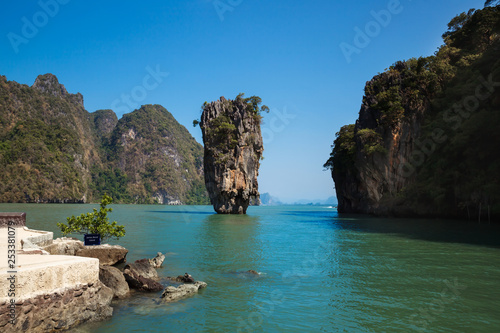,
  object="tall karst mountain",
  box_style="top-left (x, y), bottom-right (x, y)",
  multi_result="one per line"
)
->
top-left (104, 105), bottom-right (206, 204)
top-left (0, 74), bottom-right (208, 204)
top-left (325, 5), bottom-right (500, 220)
top-left (0, 74), bottom-right (99, 202)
